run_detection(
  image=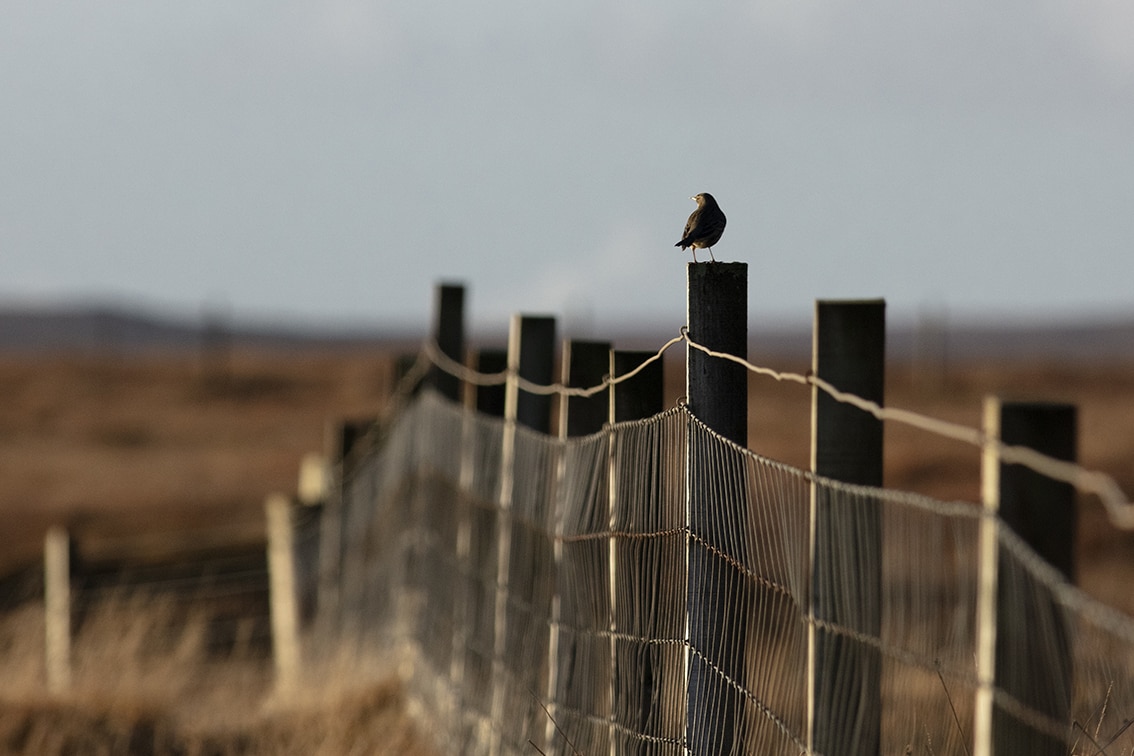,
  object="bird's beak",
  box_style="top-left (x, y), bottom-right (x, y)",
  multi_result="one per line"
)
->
top-left (690, 195), bottom-right (696, 201)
